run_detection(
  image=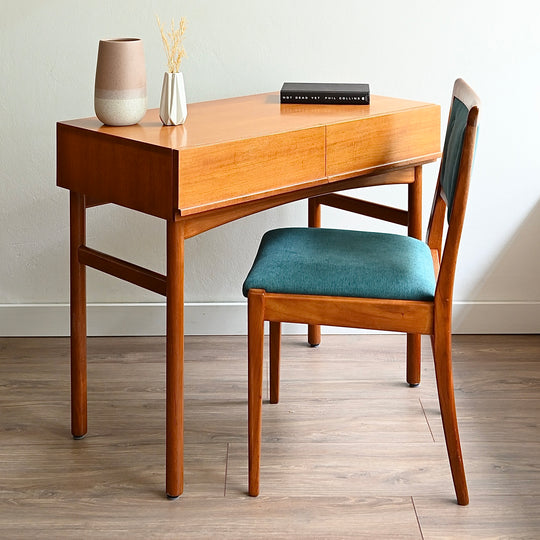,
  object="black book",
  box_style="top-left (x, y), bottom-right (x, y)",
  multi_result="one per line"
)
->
top-left (280, 82), bottom-right (370, 105)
